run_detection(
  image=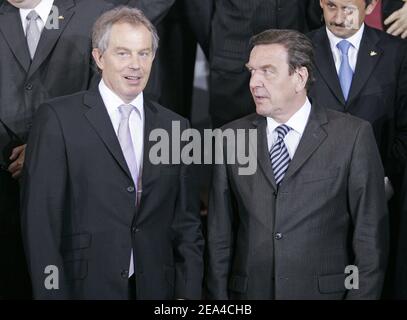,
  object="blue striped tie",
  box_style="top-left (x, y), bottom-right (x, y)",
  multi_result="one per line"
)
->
top-left (270, 124), bottom-right (292, 185)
